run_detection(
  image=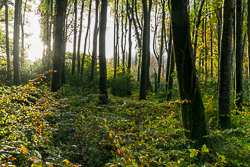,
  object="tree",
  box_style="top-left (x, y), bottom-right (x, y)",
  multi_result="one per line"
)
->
top-left (81, 0), bottom-right (92, 76)
top-left (157, 0), bottom-right (165, 85)
top-left (5, 0), bottom-right (11, 82)
top-left (99, 0), bottom-right (108, 104)
top-left (52, 0), bottom-right (68, 92)
top-left (72, 0), bottom-right (77, 75)
top-left (13, 0), bottom-right (20, 86)
top-left (61, 0), bottom-right (68, 85)
top-left (170, 0), bottom-right (208, 147)
top-left (77, 1), bottom-right (84, 74)
top-left (235, 0), bottom-right (243, 110)
top-left (90, 0), bottom-right (99, 85)
top-left (140, 0), bottom-right (152, 100)
top-left (218, 0), bottom-right (234, 129)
